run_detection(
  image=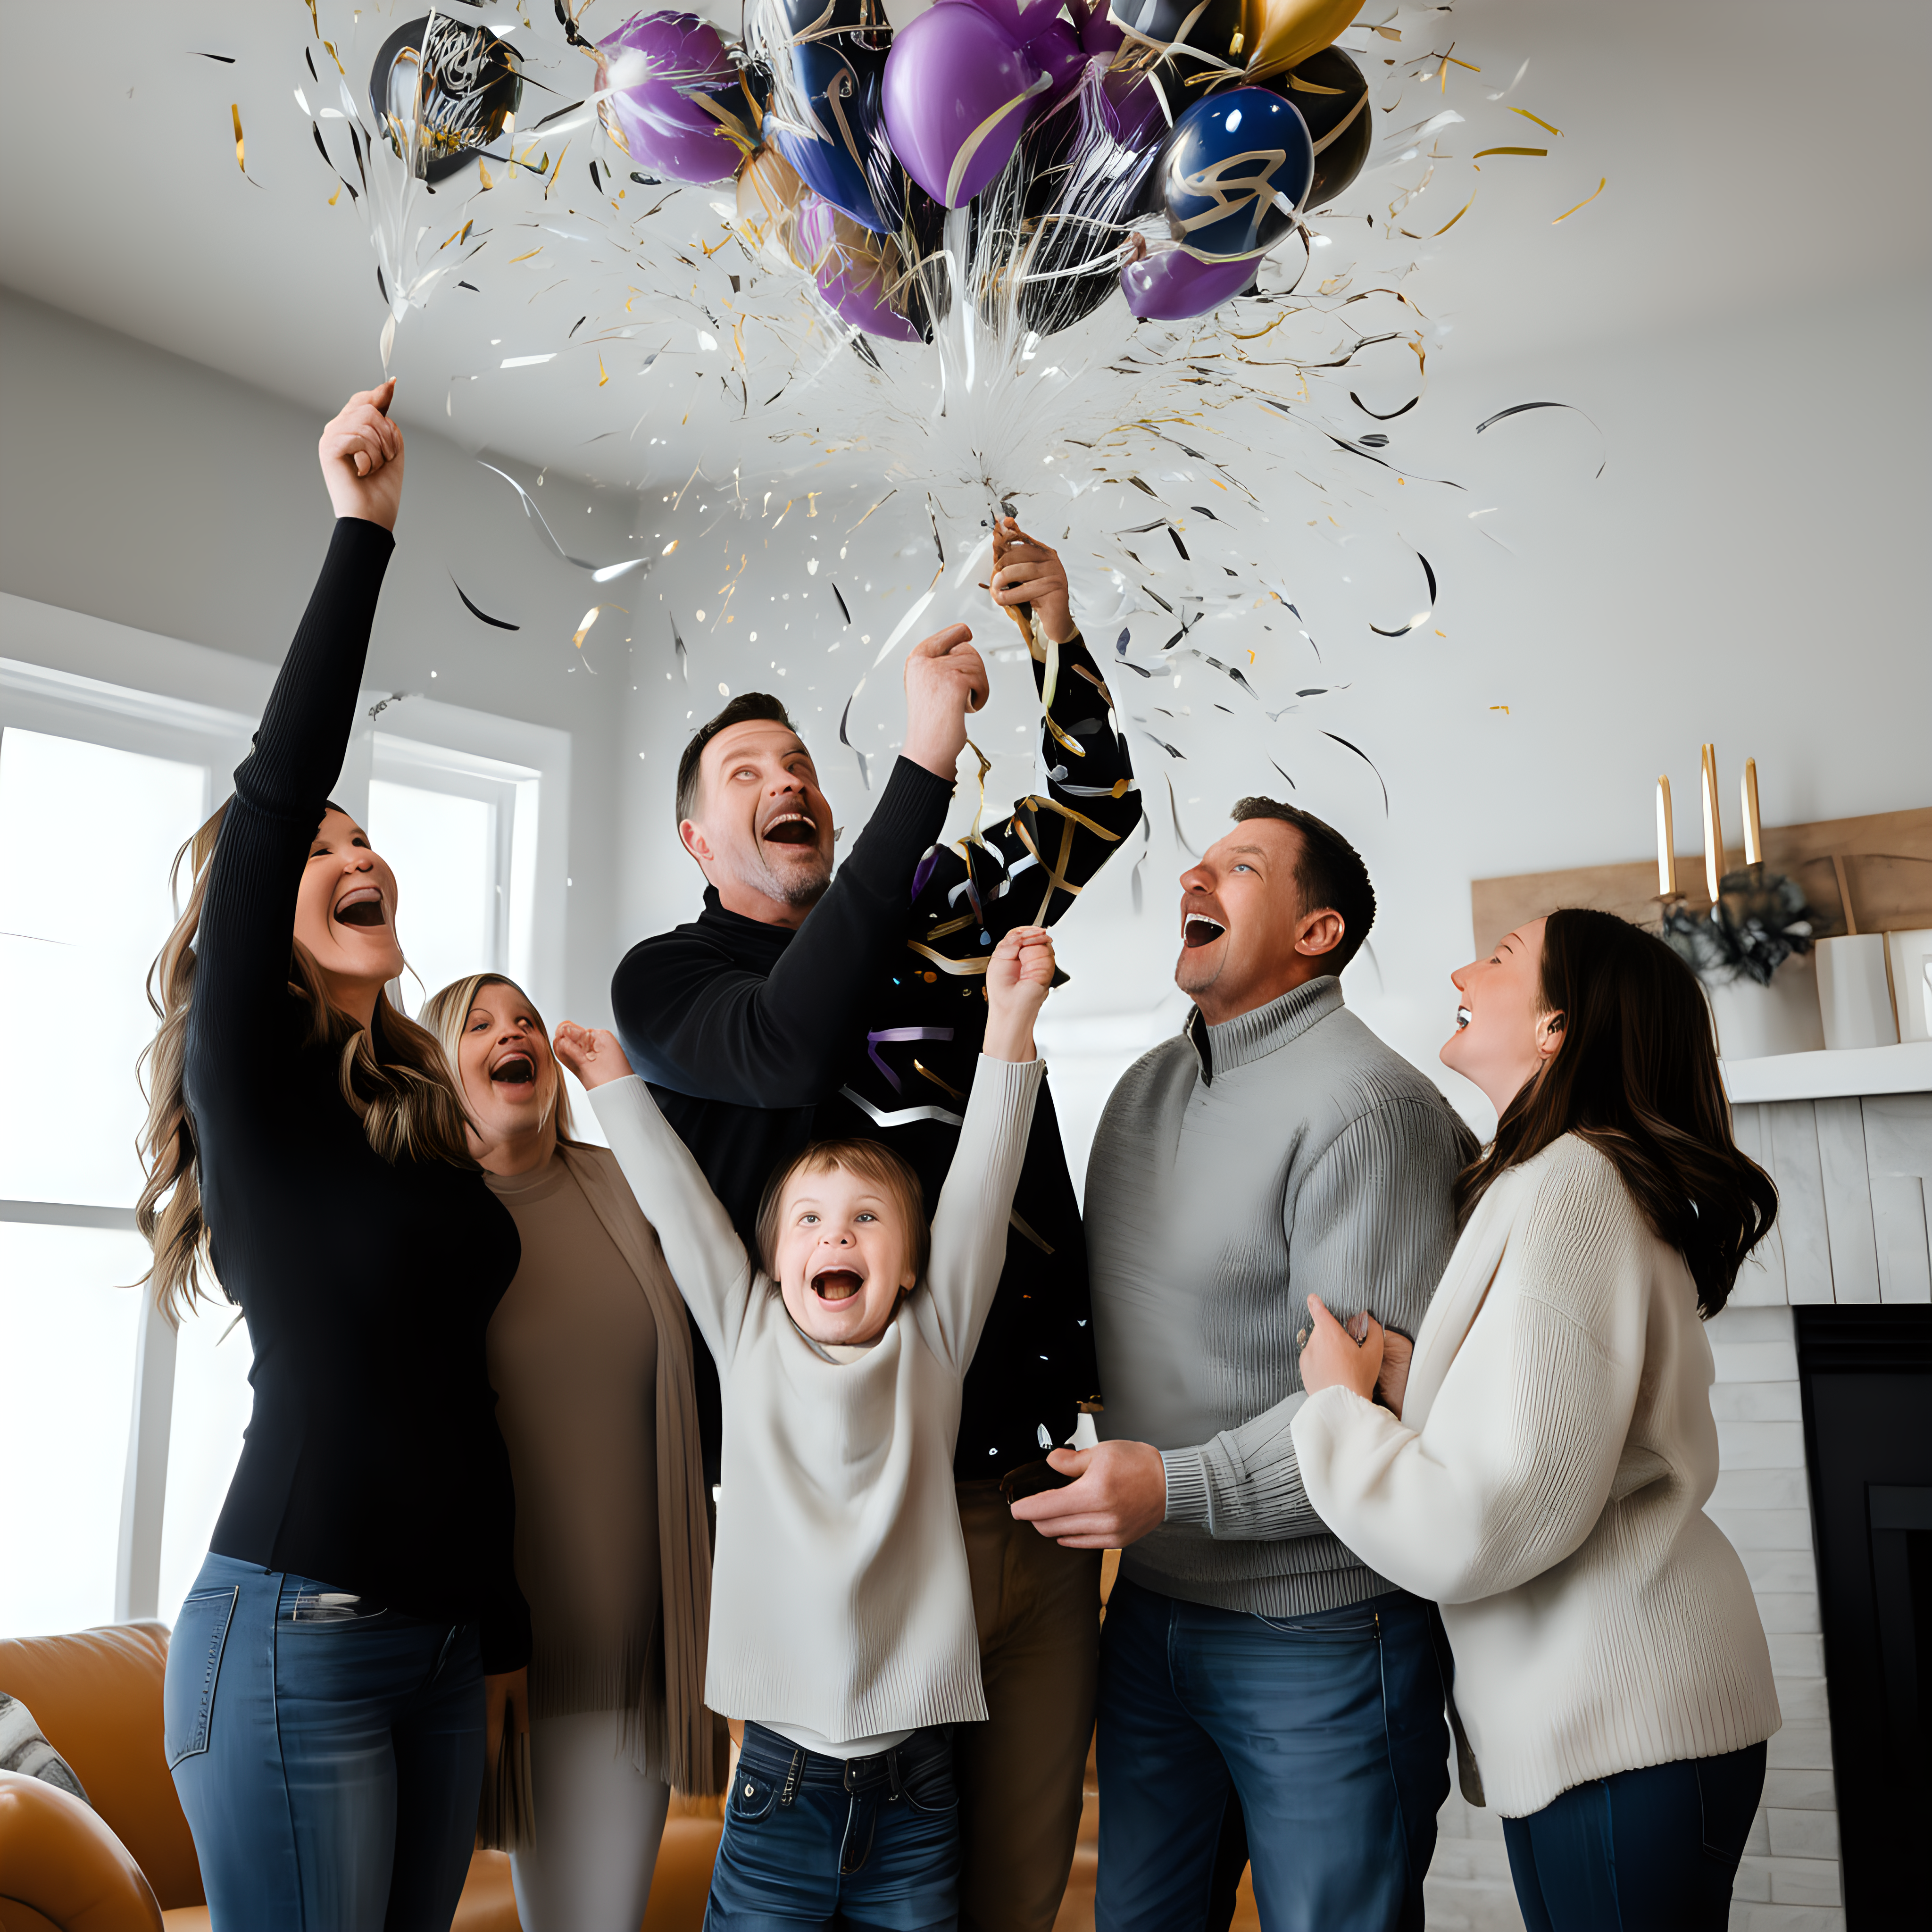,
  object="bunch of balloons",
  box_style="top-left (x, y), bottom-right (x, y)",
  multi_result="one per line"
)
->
top-left (375, 0), bottom-right (1377, 338)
